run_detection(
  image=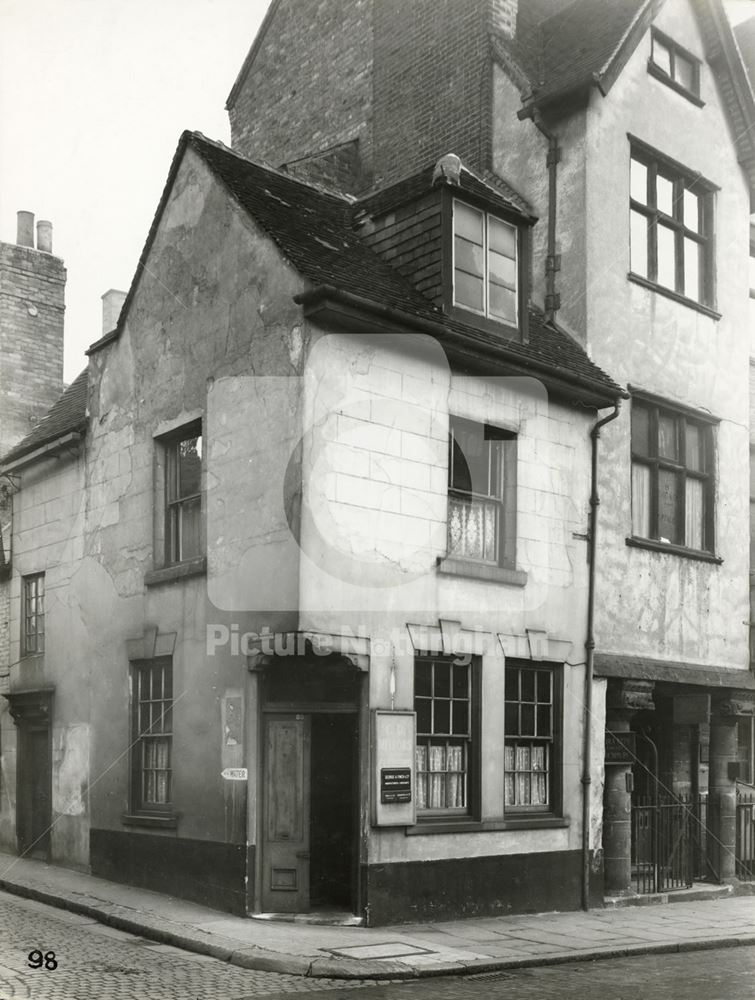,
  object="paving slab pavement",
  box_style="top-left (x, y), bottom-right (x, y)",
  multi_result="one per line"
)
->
top-left (0, 850), bottom-right (754, 979)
